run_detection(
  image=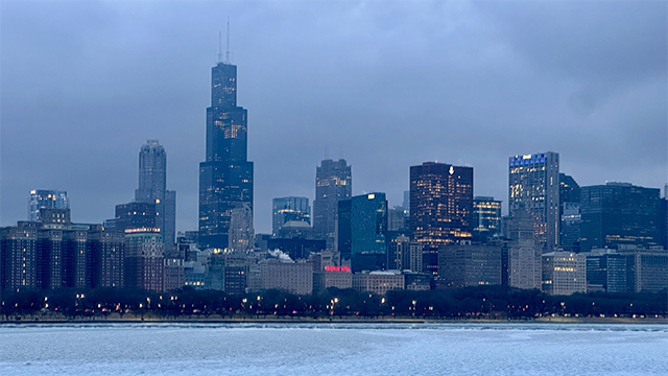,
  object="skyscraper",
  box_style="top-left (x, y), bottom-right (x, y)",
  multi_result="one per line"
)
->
top-left (472, 196), bottom-right (502, 242)
top-left (409, 162), bottom-right (474, 247)
top-left (199, 57), bottom-right (253, 250)
top-left (410, 162), bottom-right (474, 276)
top-left (508, 152), bottom-right (560, 251)
top-left (135, 140), bottom-right (176, 250)
top-left (559, 173), bottom-right (581, 252)
top-left (313, 159), bottom-right (351, 250)
top-left (348, 193), bottom-right (388, 272)
top-left (272, 196), bottom-right (311, 236)
top-left (579, 182), bottom-right (662, 252)
top-left (28, 190), bottom-right (69, 222)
